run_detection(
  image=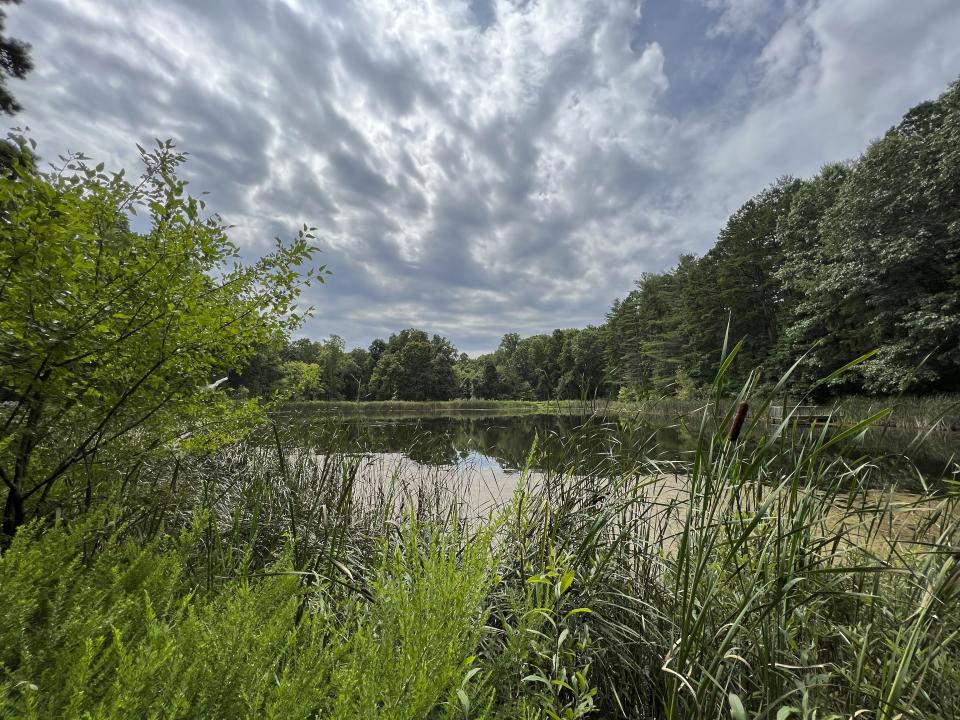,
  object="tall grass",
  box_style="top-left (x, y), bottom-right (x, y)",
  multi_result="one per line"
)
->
top-left (616, 393), bottom-right (960, 433)
top-left (1, 358), bottom-right (959, 718)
